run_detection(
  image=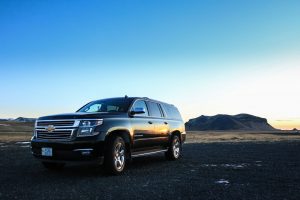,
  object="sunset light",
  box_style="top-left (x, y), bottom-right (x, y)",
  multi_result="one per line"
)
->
top-left (1, 1), bottom-right (300, 199)
top-left (0, 0), bottom-right (299, 130)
